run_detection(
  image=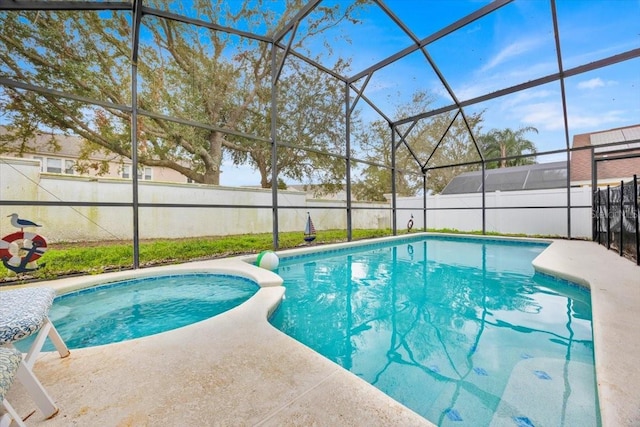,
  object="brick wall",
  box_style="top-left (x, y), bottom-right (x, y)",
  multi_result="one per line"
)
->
top-left (570, 125), bottom-right (640, 184)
